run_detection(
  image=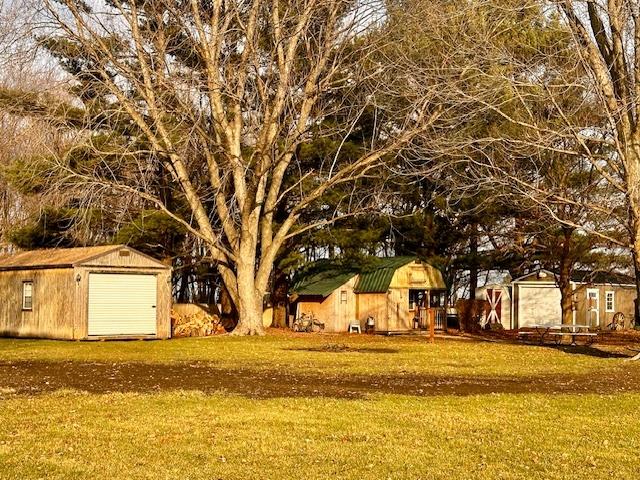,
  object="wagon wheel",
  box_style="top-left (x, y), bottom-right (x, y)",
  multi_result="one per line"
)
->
top-left (613, 312), bottom-right (625, 330)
